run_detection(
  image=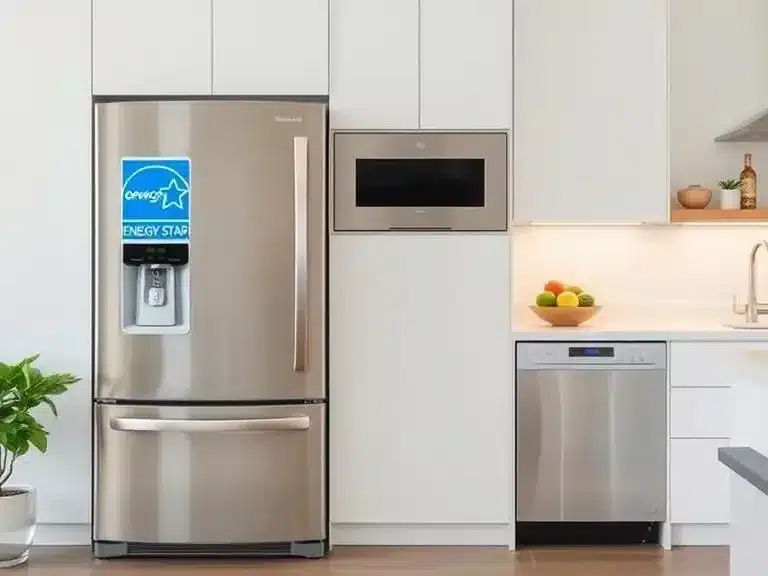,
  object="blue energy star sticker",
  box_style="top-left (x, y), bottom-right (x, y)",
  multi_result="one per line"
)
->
top-left (121, 158), bottom-right (191, 242)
